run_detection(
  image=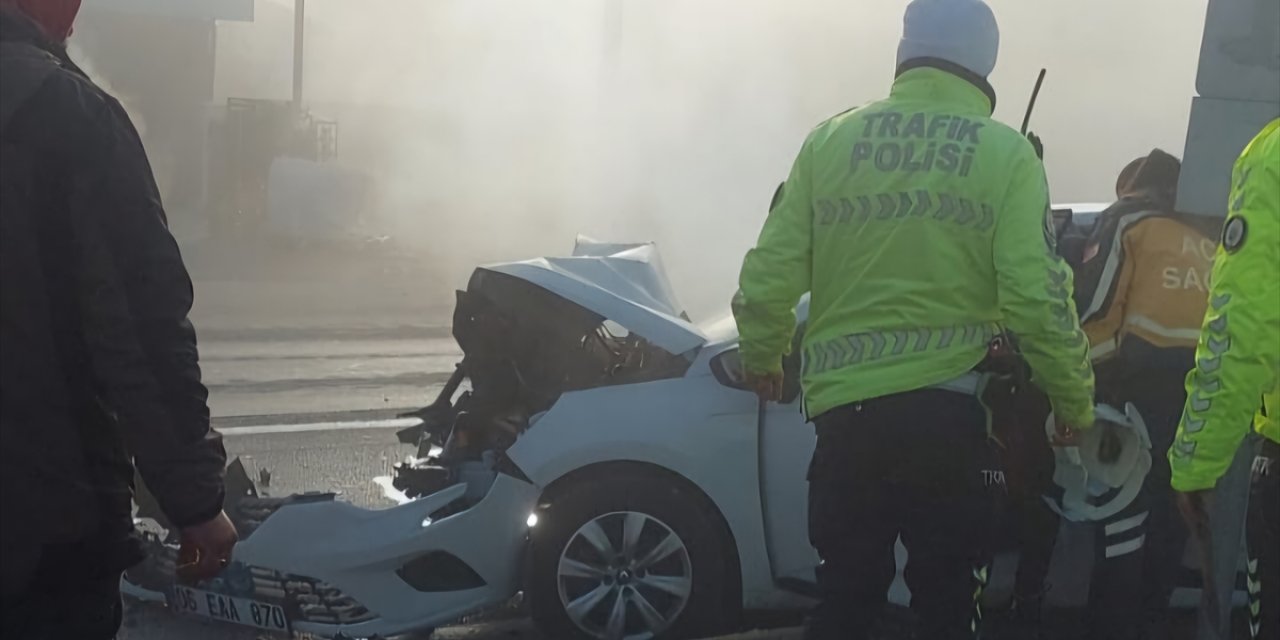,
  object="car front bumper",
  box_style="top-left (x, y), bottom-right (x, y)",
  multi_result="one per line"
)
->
top-left (130, 474), bottom-right (538, 638)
